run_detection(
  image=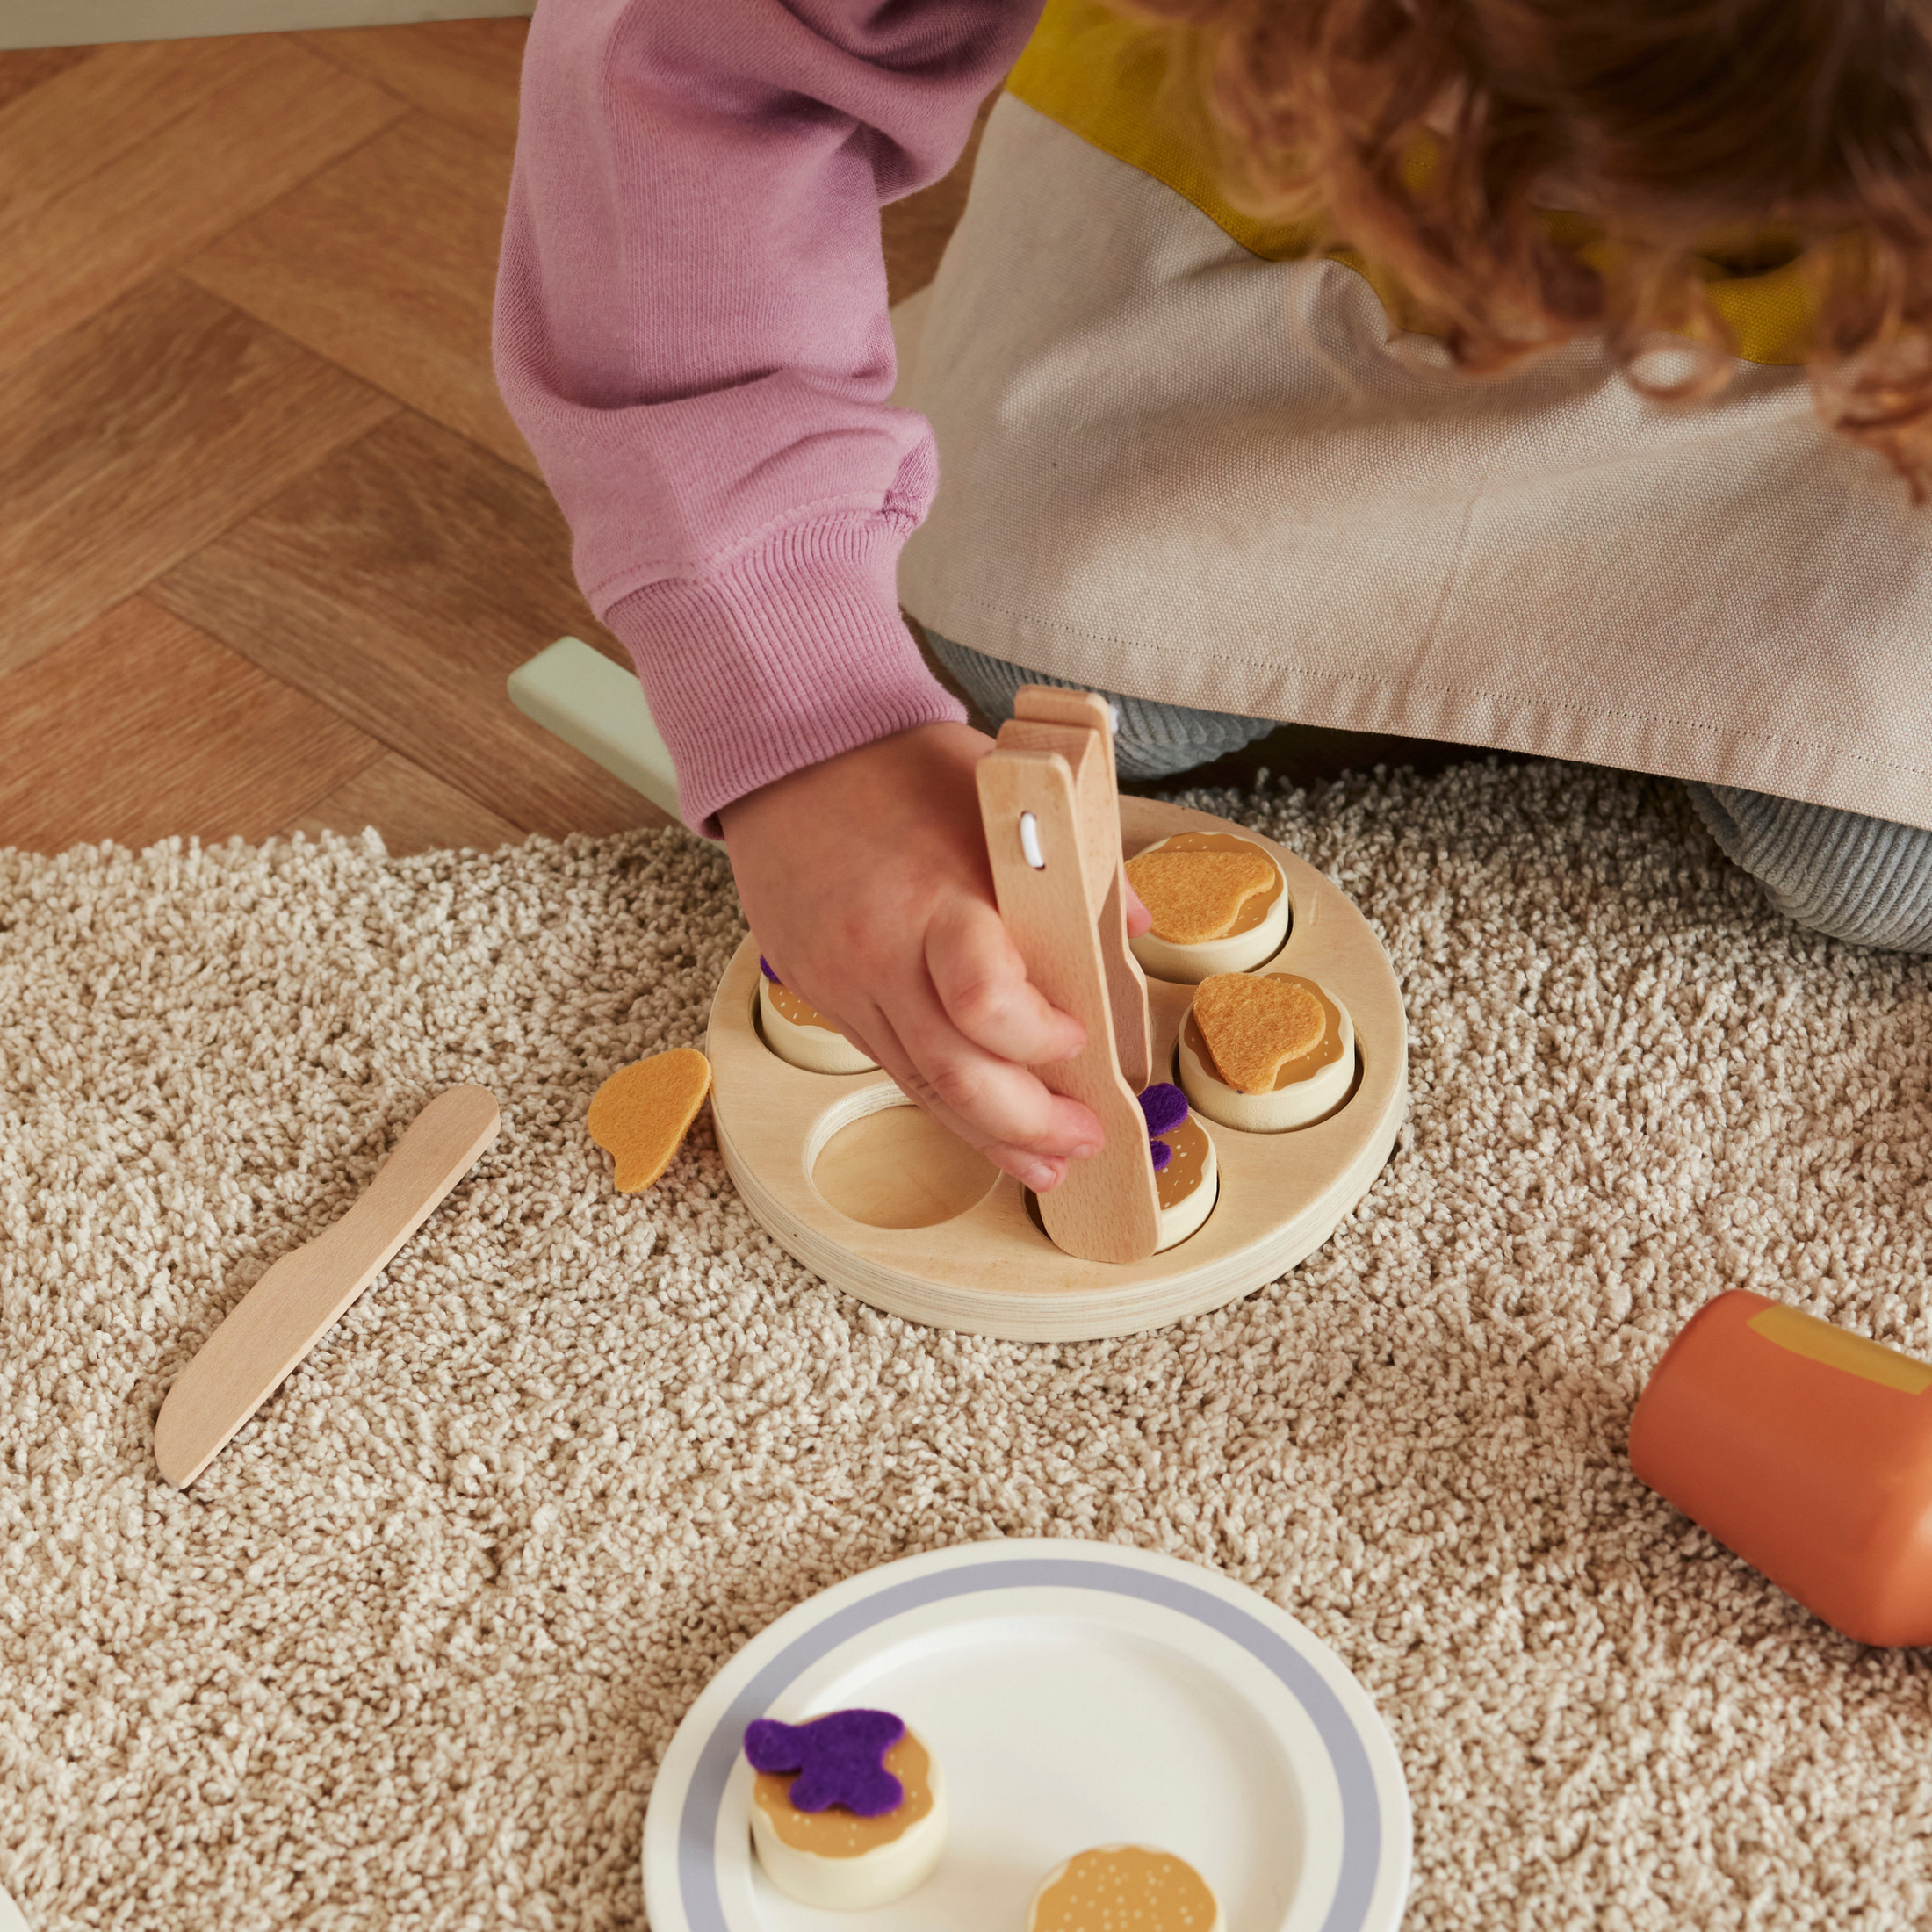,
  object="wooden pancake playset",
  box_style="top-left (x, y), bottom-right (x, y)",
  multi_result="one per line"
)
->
top-left (705, 687), bottom-right (1408, 1343)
